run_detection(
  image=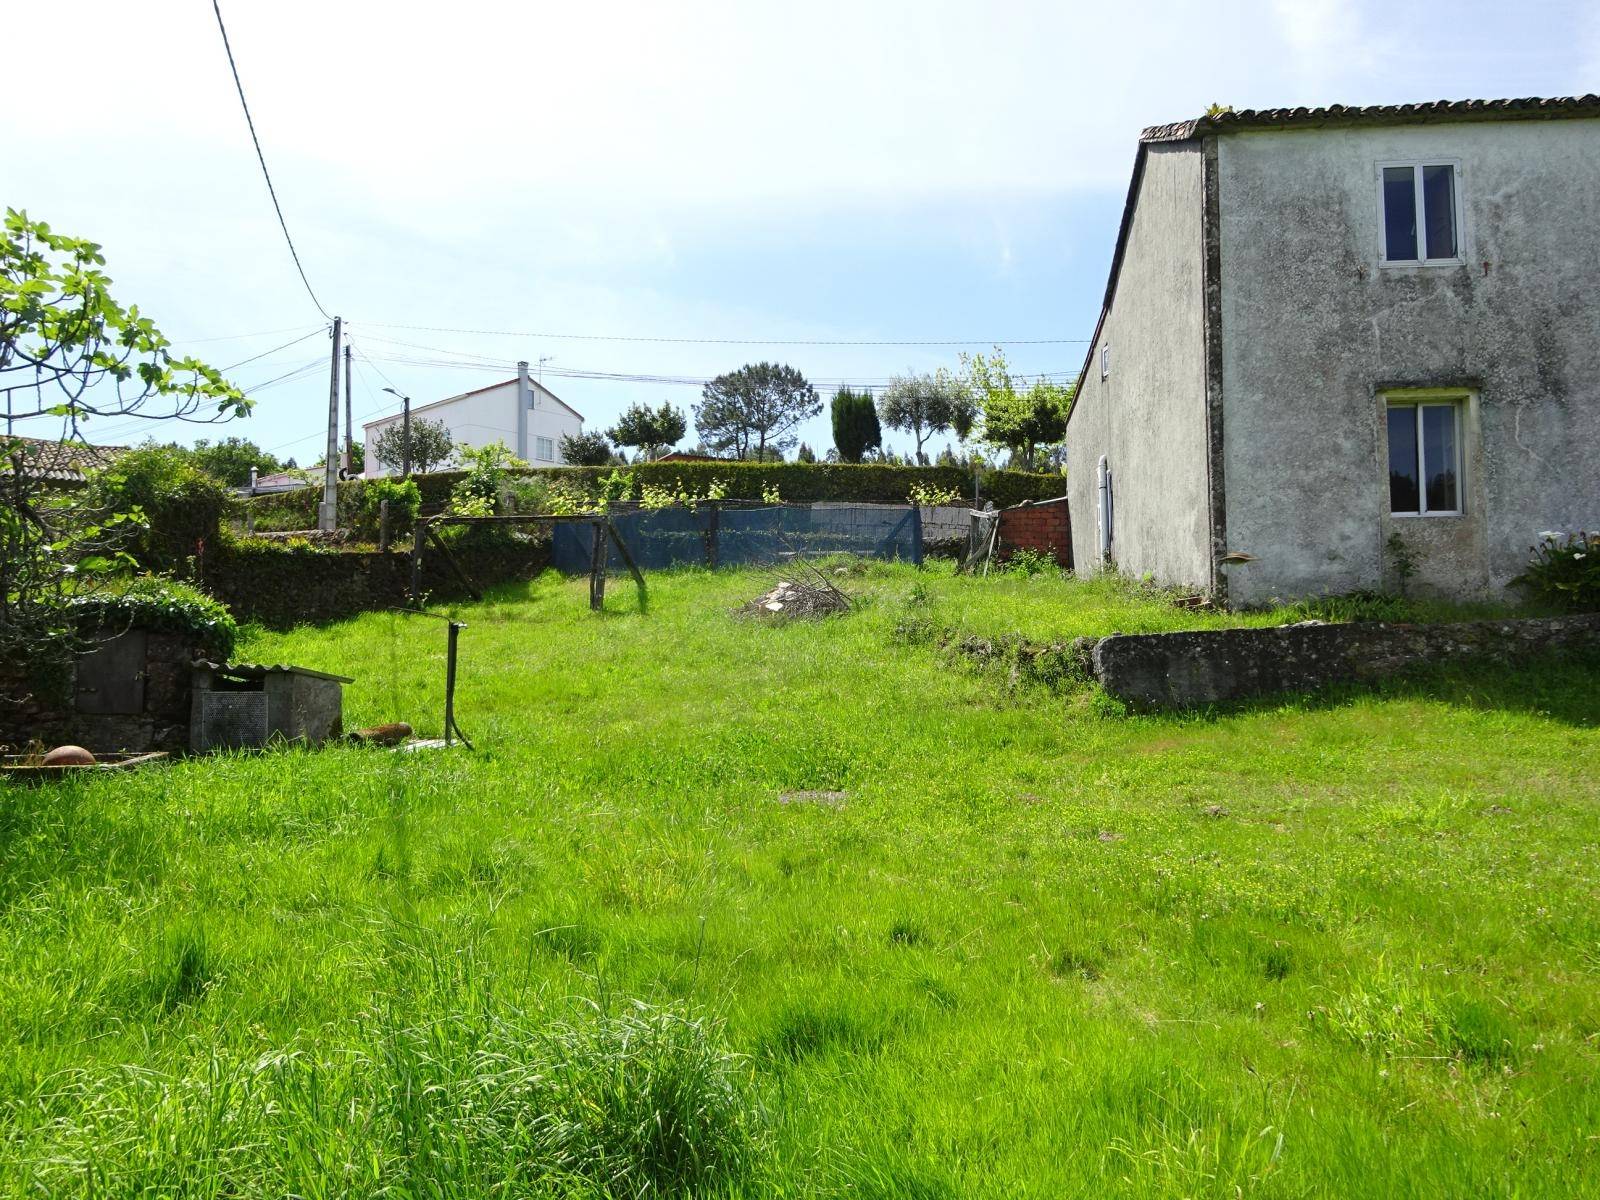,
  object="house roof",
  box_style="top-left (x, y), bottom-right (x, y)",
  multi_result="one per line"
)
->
top-left (0, 436), bottom-right (126, 484)
top-left (1066, 96), bottom-right (1600, 423)
top-left (1141, 94), bottom-right (1600, 143)
top-left (361, 377), bottom-right (585, 431)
